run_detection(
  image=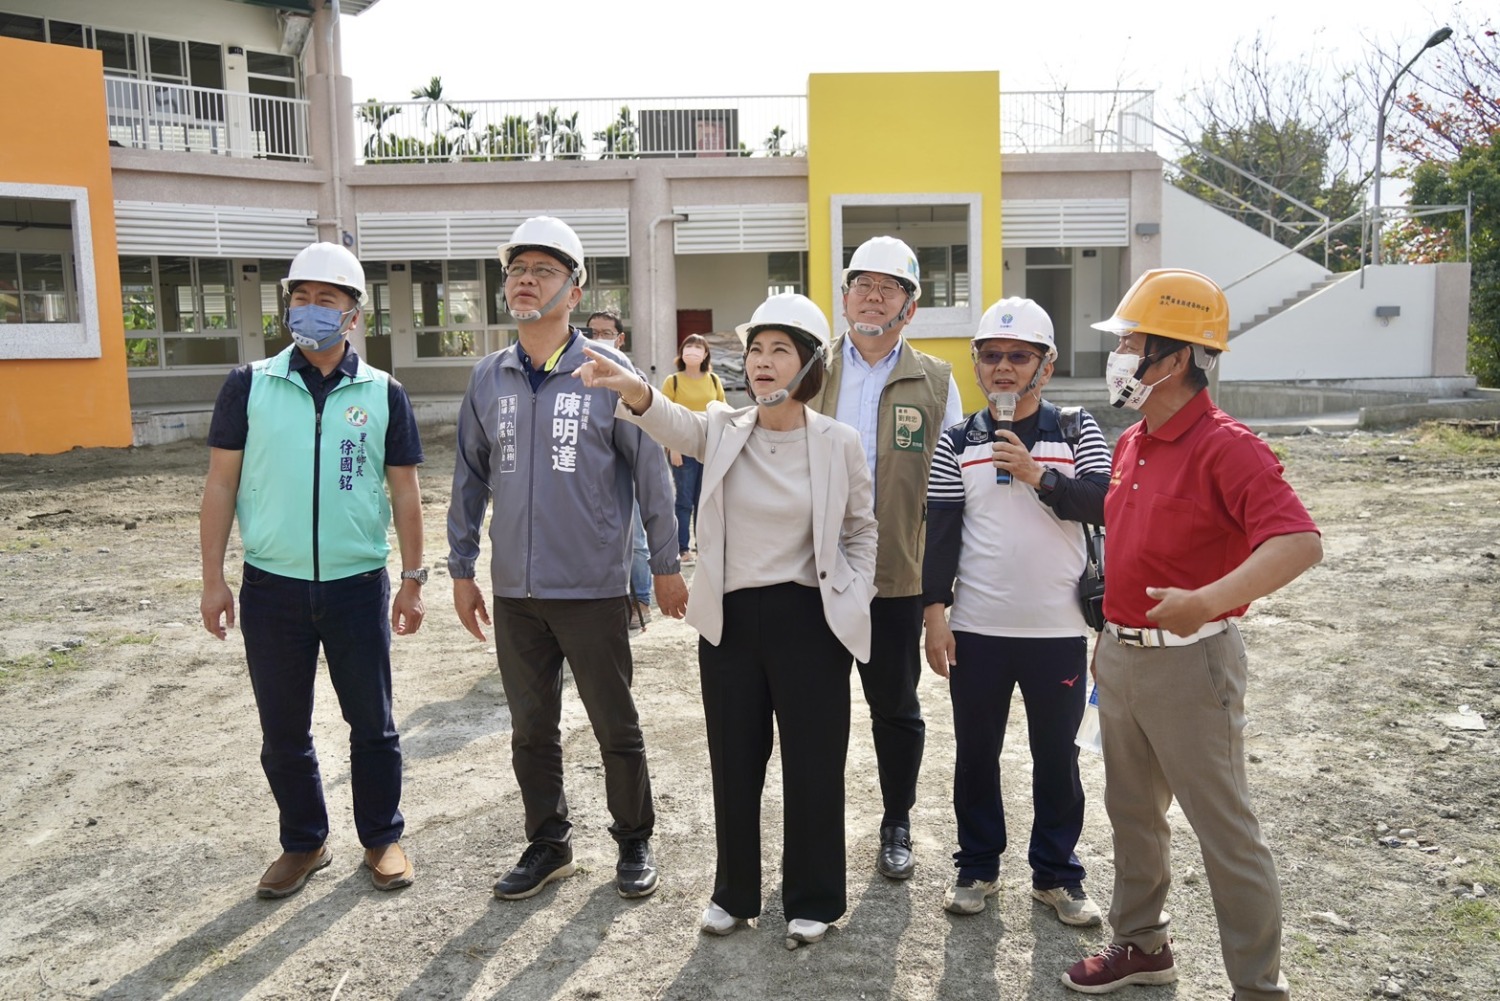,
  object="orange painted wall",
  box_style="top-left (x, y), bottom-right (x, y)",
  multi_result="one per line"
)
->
top-left (0, 38), bottom-right (132, 454)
